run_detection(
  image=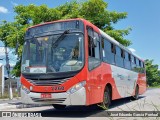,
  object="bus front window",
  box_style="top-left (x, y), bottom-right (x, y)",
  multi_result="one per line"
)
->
top-left (21, 33), bottom-right (84, 73)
